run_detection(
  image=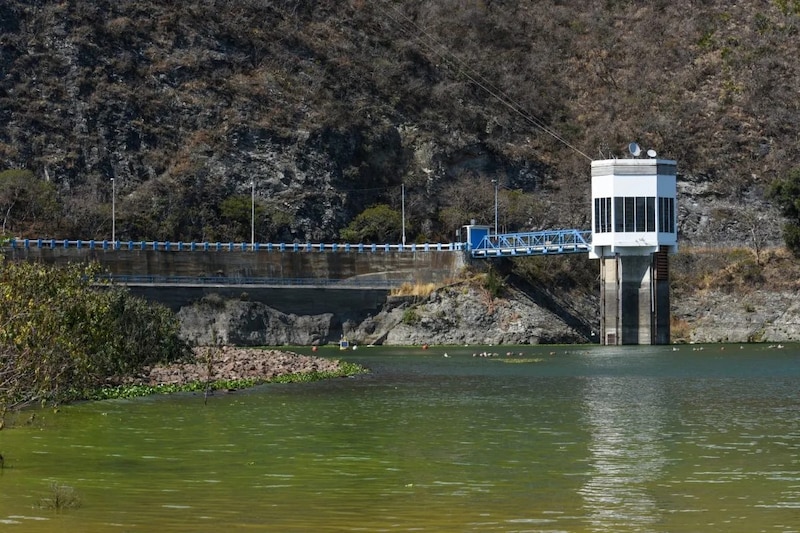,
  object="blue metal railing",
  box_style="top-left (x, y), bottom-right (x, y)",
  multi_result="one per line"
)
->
top-left (470, 229), bottom-right (592, 258)
top-left (6, 238), bottom-right (465, 253)
top-left (99, 274), bottom-right (403, 290)
top-left (5, 231), bottom-right (593, 259)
